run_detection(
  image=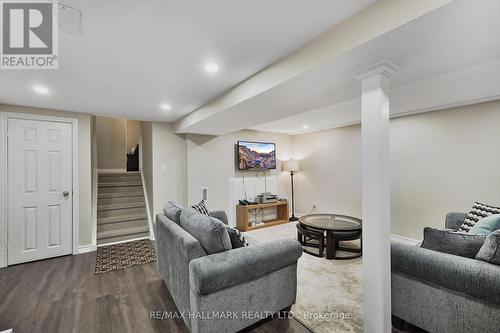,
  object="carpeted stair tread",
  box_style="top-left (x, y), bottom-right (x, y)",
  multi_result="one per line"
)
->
top-left (97, 202), bottom-right (145, 211)
top-left (98, 213), bottom-right (147, 225)
top-left (98, 192), bottom-right (144, 199)
top-left (98, 171), bottom-right (140, 176)
top-left (97, 226), bottom-right (150, 240)
top-left (98, 182), bottom-right (142, 187)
